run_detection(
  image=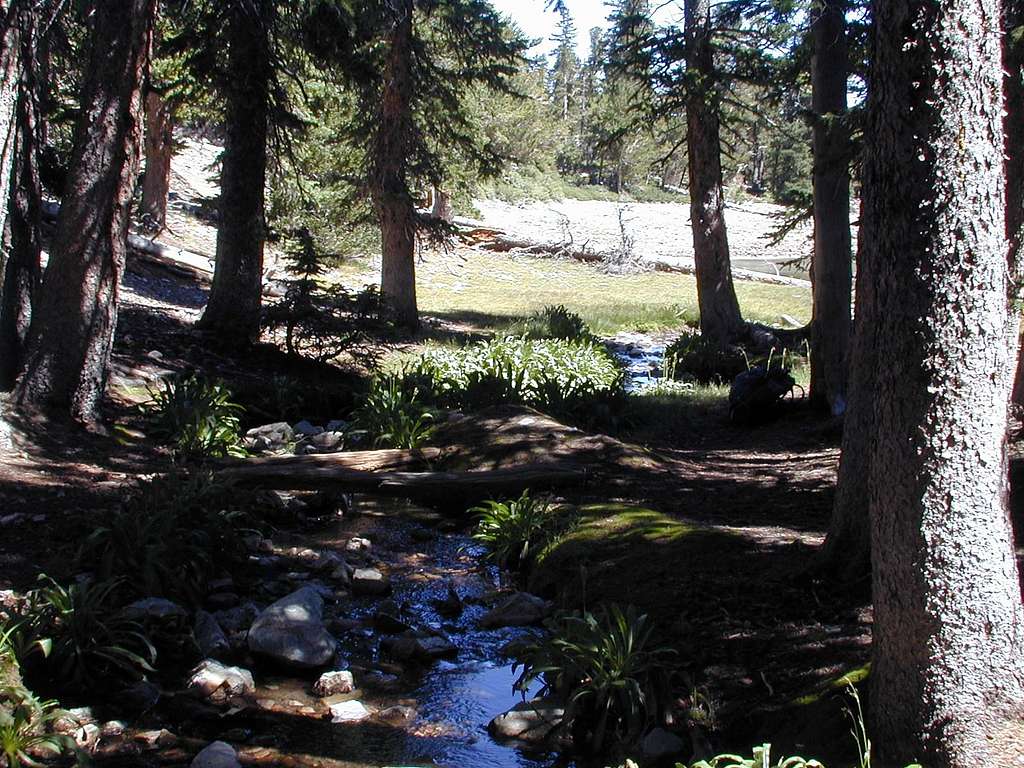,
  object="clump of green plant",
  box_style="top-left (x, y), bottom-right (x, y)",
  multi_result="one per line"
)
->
top-left (20, 577), bottom-right (155, 693)
top-left (402, 336), bottom-right (625, 423)
top-left (142, 373), bottom-right (246, 459)
top-left (352, 374), bottom-right (435, 449)
top-left (517, 305), bottom-right (590, 341)
top-left (514, 604), bottom-right (675, 755)
top-left (471, 491), bottom-right (561, 573)
top-left (664, 332), bottom-right (748, 384)
top-left (77, 472), bottom-right (259, 606)
top-left (0, 687), bottom-right (72, 768)
top-left (677, 745), bottom-right (825, 768)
